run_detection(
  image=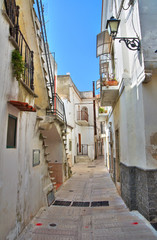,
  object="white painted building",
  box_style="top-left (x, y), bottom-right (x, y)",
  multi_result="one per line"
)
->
top-left (57, 74), bottom-right (95, 165)
top-left (97, 0), bottom-right (157, 223)
top-left (0, 0), bottom-right (68, 239)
